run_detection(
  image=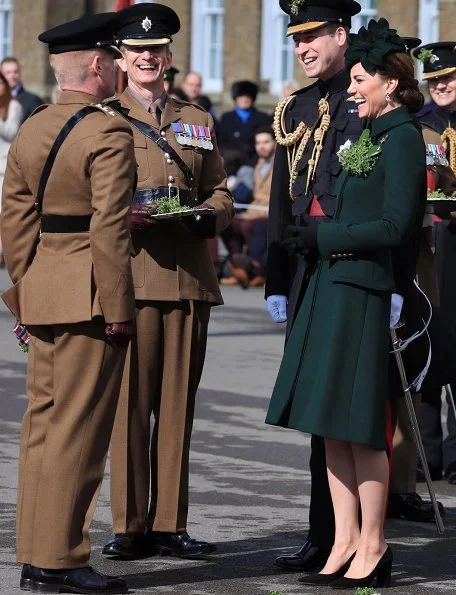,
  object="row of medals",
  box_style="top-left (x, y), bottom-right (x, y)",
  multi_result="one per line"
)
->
top-left (426, 143), bottom-right (449, 167)
top-left (171, 123), bottom-right (214, 150)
